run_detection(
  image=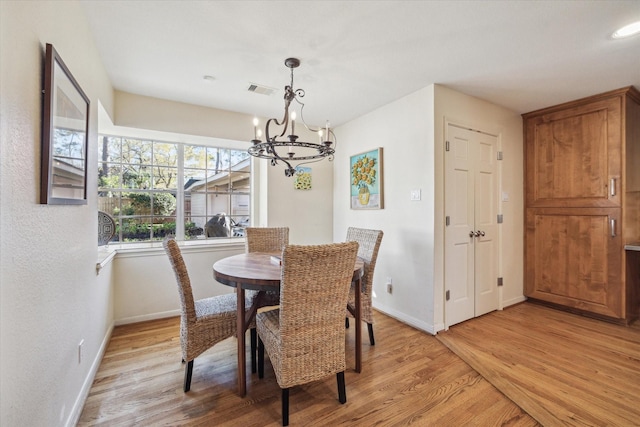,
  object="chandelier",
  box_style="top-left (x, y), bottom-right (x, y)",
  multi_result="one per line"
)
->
top-left (248, 58), bottom-right (335, 177)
